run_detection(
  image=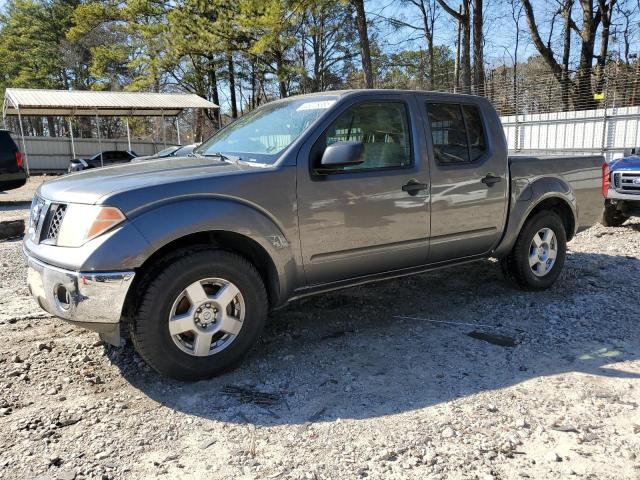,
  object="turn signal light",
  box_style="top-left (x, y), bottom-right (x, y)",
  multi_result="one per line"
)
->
top-left (86, 207), bottom-right (126, 240)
